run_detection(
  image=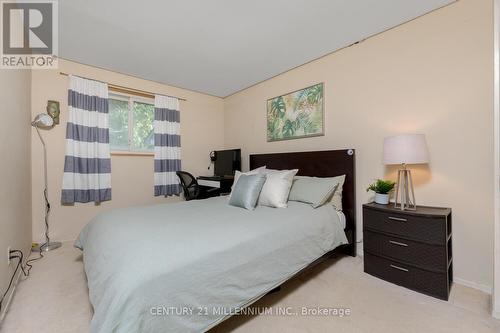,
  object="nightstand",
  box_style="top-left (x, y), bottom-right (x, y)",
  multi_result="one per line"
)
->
top-left (363, 203), bottom-right (452, 300)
